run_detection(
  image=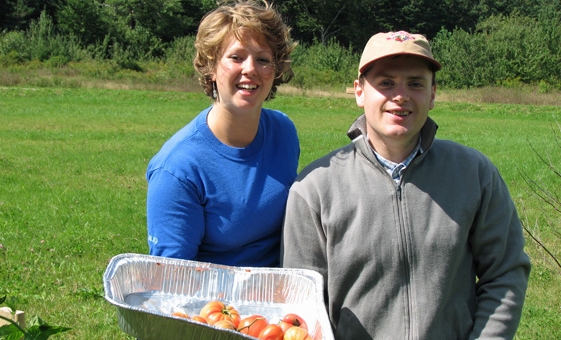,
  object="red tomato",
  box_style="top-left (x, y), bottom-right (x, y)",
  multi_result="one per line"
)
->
top-left (199, 300), bottom-right (241, 327)
top-left (279, 313), bottom-right (308, 331)
top-left (258, 323), bottom-right (284, 340)
top-left (278, 321), bottom-right (292, 333)
top-left (171, 311), bottom-right (189, 319)
top-left (238, 315), bottom-right (268, 336)
top-left (213, 319), bottom-right (237, 330)
top-left (283, 326), bottom-right (312, 340)
top-left (191, 315), bottom-right (207, 324)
